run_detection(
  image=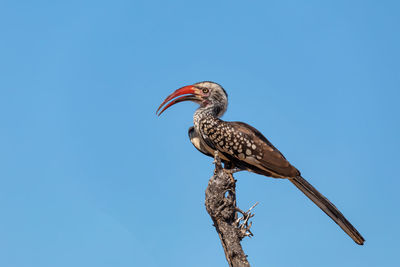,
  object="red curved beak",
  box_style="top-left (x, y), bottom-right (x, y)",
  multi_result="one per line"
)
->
top-left (156, 85), bottom-right (201, 116)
